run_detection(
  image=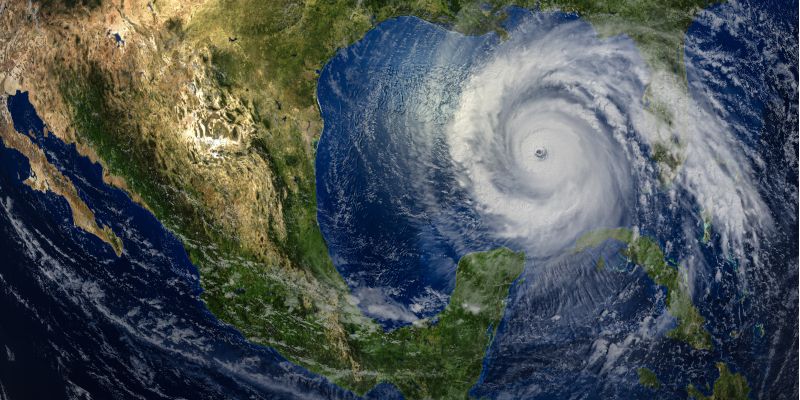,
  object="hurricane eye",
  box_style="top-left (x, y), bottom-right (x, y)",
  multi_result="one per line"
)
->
top-left (534, 147), bottom-right (548, 160)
